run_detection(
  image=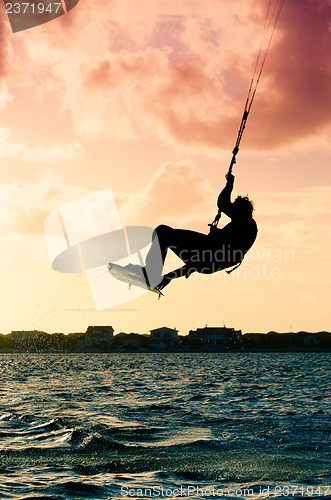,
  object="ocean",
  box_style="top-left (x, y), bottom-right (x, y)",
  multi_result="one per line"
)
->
top-left (0, 352), bottom-right (330, 499)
